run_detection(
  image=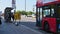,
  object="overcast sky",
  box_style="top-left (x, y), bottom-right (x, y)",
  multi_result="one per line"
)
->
top-left (0, 0), bottom-right (57, 13)
top-left (0, 0), bottom-right (36, 13)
